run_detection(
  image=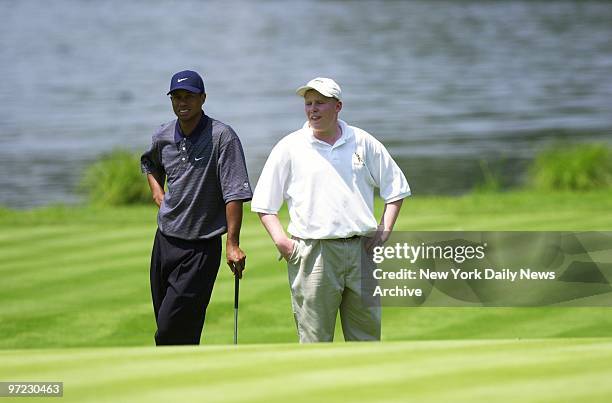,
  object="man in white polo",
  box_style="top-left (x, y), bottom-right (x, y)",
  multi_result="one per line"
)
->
top-left (252, 77), bottom-right (411, 342)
